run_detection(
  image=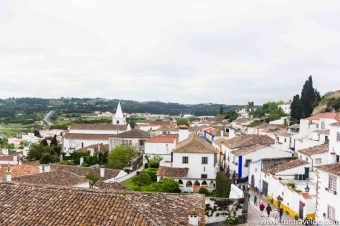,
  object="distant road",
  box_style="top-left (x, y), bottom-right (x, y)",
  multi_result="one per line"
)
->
top-left (43, 110), bottom-right (55, 127)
